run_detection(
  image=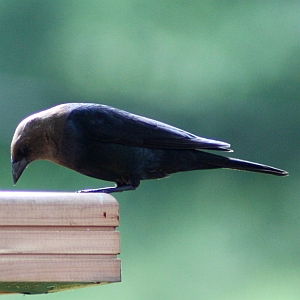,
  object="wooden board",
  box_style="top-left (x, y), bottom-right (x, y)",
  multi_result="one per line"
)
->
top-left (0, 255), bottom-right (120, 282)
top-left (0, 229), bottom-right (119, 254)
top-left (0, 192), bottom-right (121, 294)
top-left (0, 191), bottom-right (119, 226)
